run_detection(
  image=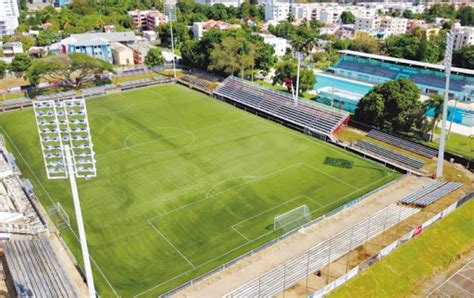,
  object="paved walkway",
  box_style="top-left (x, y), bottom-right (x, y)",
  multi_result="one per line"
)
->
top-left (428, 258), bottom-right (474, 298)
